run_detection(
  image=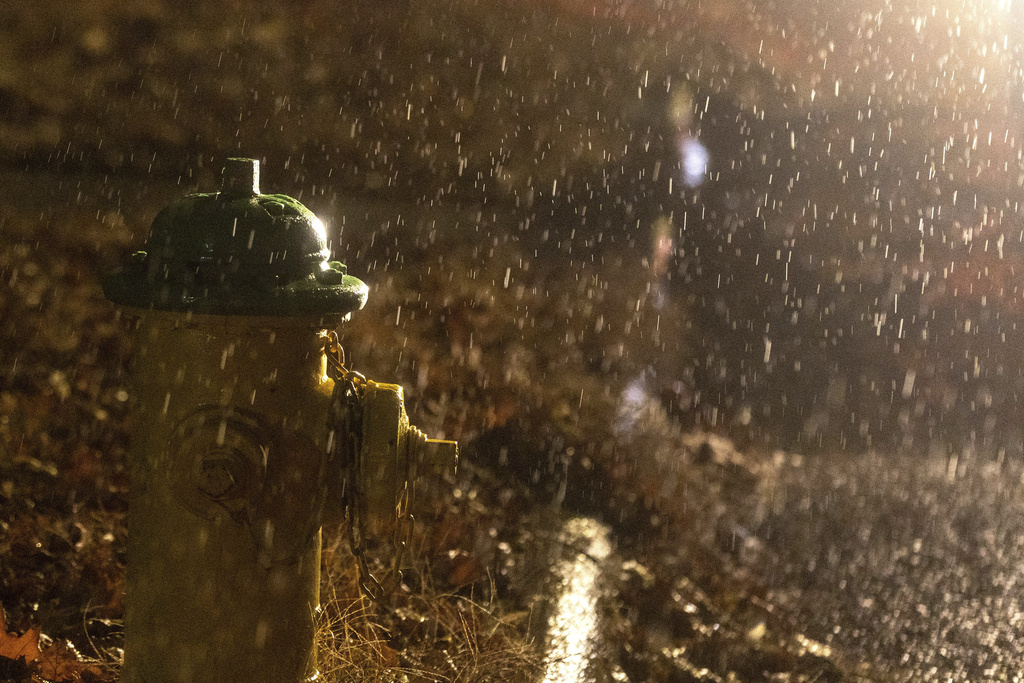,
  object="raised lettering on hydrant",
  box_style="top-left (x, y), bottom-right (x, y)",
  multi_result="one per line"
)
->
top-left (103, 158), bottom-right (457, 683)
